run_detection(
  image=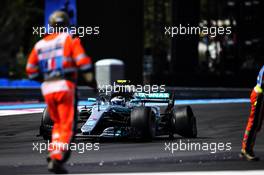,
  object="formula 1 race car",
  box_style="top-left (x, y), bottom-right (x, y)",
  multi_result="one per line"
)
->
top-left (39, 91), bottom-right (197, 141)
